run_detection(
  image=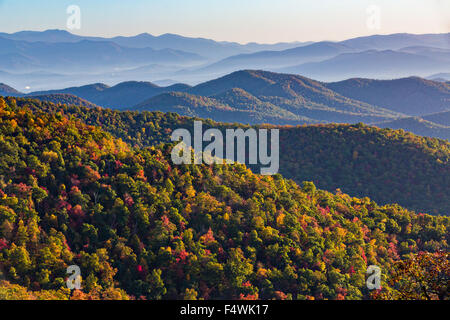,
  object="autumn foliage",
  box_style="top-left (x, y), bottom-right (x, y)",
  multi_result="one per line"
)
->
top-left (0, 97), bottom-right (448, 300)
